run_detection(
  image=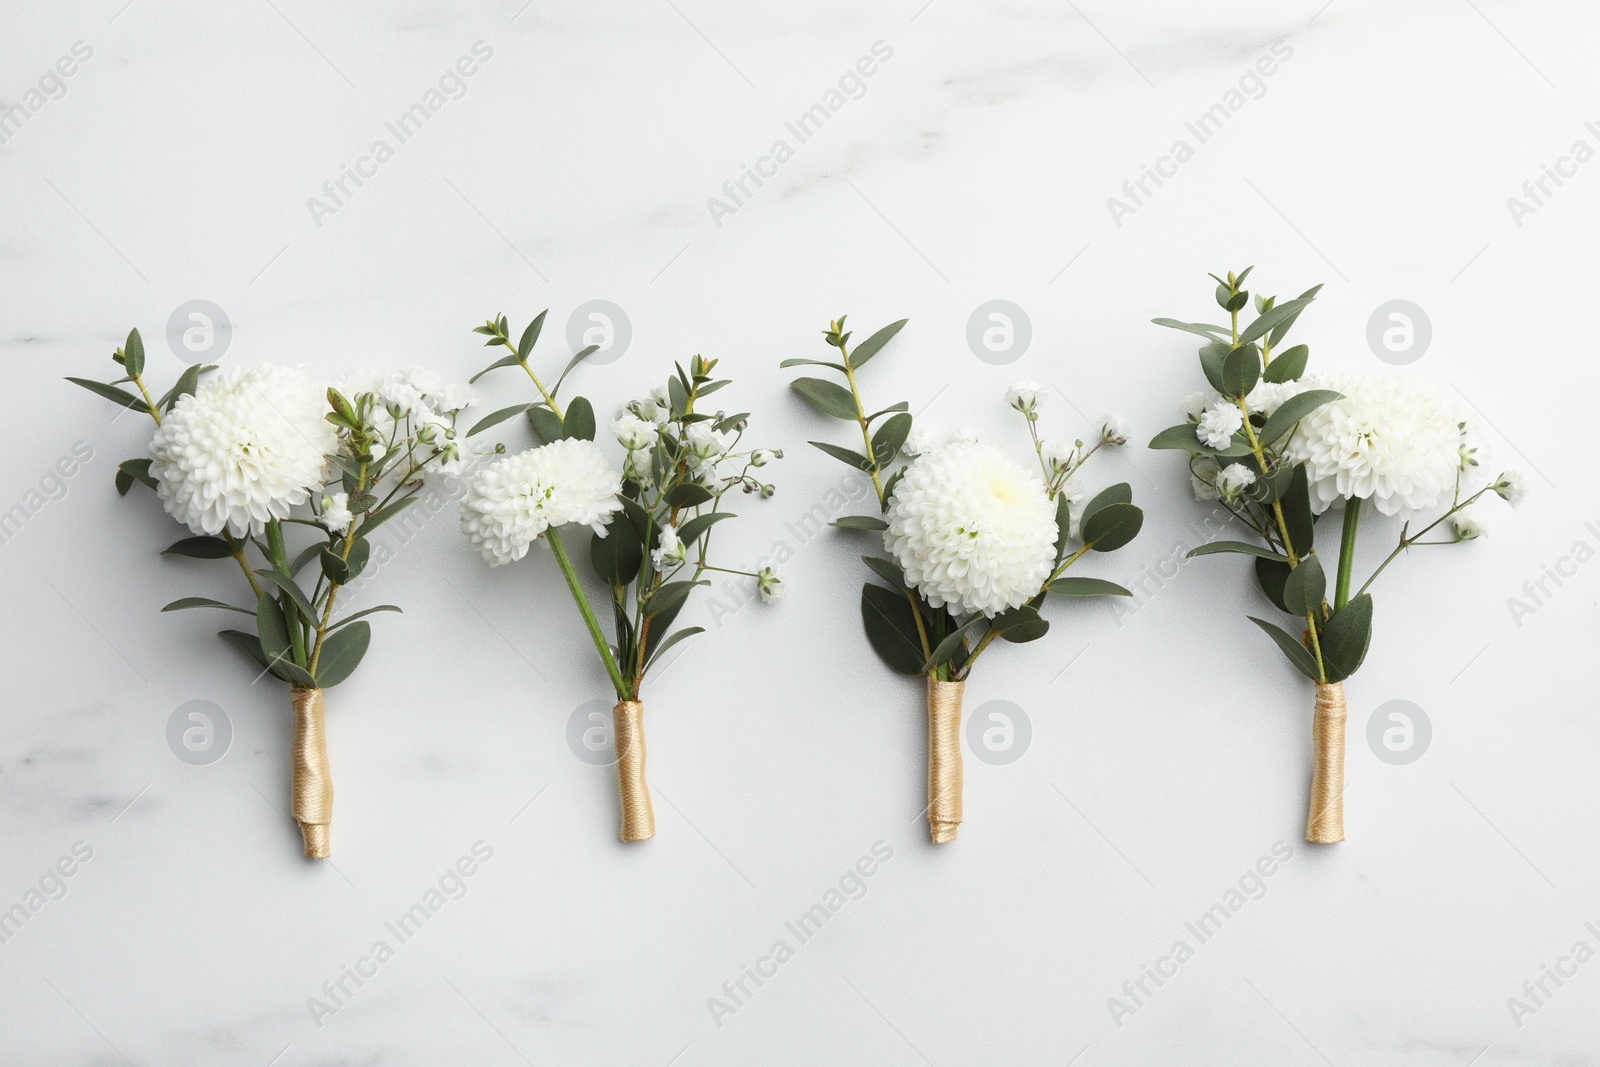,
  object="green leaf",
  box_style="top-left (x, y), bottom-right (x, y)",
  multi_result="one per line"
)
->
top-left (809, 440), bottom-right (871, 472)
top-left (870, 412), bottom-right (912, 467)
top-left (644, 626), bottom-right (705, 674)
top-left (469, 353), bottom-right (523, 384)
top-left (1321, 594), bottom-right (1373, 682)
top-left (220, 629), bottom-right (272, 670)
top-left (315, 621), bottom-right (371, 688)
top-left (517, 310), bottom-right (547, 361)
top-left (861, 555), bottom-right (905, 588)
top-left (158, 362), bottom-right (212, 412)
top-left (1268, 286), bottom-right (1323, 347)
top-left (122, 328), bottom-right (145, 378)
top-left (831, 515), bottom-right (888, 531)
top-left (1248, 616), bottom-right (1321, 682)
top-left (677, 512), bottom-right (733, 544)
top-left (468, 403), bottom-right (534, 437)
top-left (1281, 464), bottom-right (1316, 553)
top-left (561, 396), bottom-right (596, 442)
top-left (320, 539), bottom-right (369, 584)
top-left (163, 596), bottom-right (252, 615)
top-left (329, 605), bottom-right (402, 631)
top-left (553, 344), bottom-right (599, 394)
top-left (790, 377), bottom-right (859, 420)
top-left (255, 594), bottom-right (292, 666)
top-left (1151, 317), bottom-right (1228, 341)
top-left (359, 495), bottom-right (417, 537)
top-left (1258, 389), bottom-right (1342, 446)
top-left (645, 579), bottom-right (706, 618)
top-left (860, 583), bottom-right (925, 675)
top-left (779, 358), bottom-right (848, 372)
top-left (1188, 540), bottom-right (1288, 561)
top-left (162, 535), bottom-right (234, 559)
top-left (667, 483), bottom-right (713, 508)
top-left (256, 570), bottom-right (317, 624)
top-left (1082, 502), bottom-right (1143, 552)
top-left (1078, 483), bottom-right (1131, 532)
top-left (1263, 344), bottom-right (1309, 383)
top-left (922, 616), bottom-right (984, 671)
top-left (1254, 557), bottom-right (1292, 612)
top-left (1148, 423), bottom-right (1205, 452)
top-left (115, 468), bottom-right (134, 496)
top-left (848, 318), bottom-right (908, 368)
top-left (527, 405), bottom-right (563, 444)
top-left (1221, 345), bottom-right (1261, 397)
top-left (1051, 492), bottom-right (1072, 563)
top-left (667, 374), bottom-right (688, 418)
top-left (992, 605), bottom-right (1050, 643)
top-left (590, 526), bottom-right (642, 585)
top-left (1048, 577), bottom-right (1133, 597)
top-left (1199, 343), bottom-right (1229, 393)
top-left (1282, 554), bottom-right (1326, 615)
top-left (1238, 294), bottom-right (1315, 347)
top-left (65, 377), bottom-right (150, 413)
